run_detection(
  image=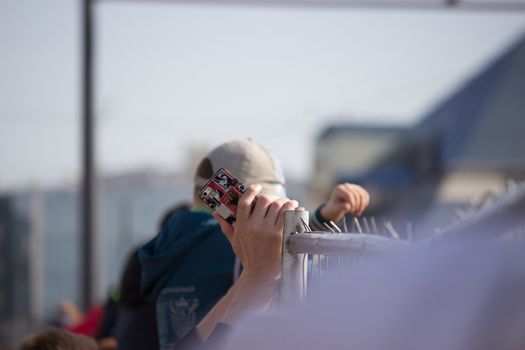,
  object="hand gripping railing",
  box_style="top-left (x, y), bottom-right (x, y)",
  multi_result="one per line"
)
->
top-left (279, 184), bottom-right (525, 304)
top-left (279, 207), bottom-right (408, 304)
